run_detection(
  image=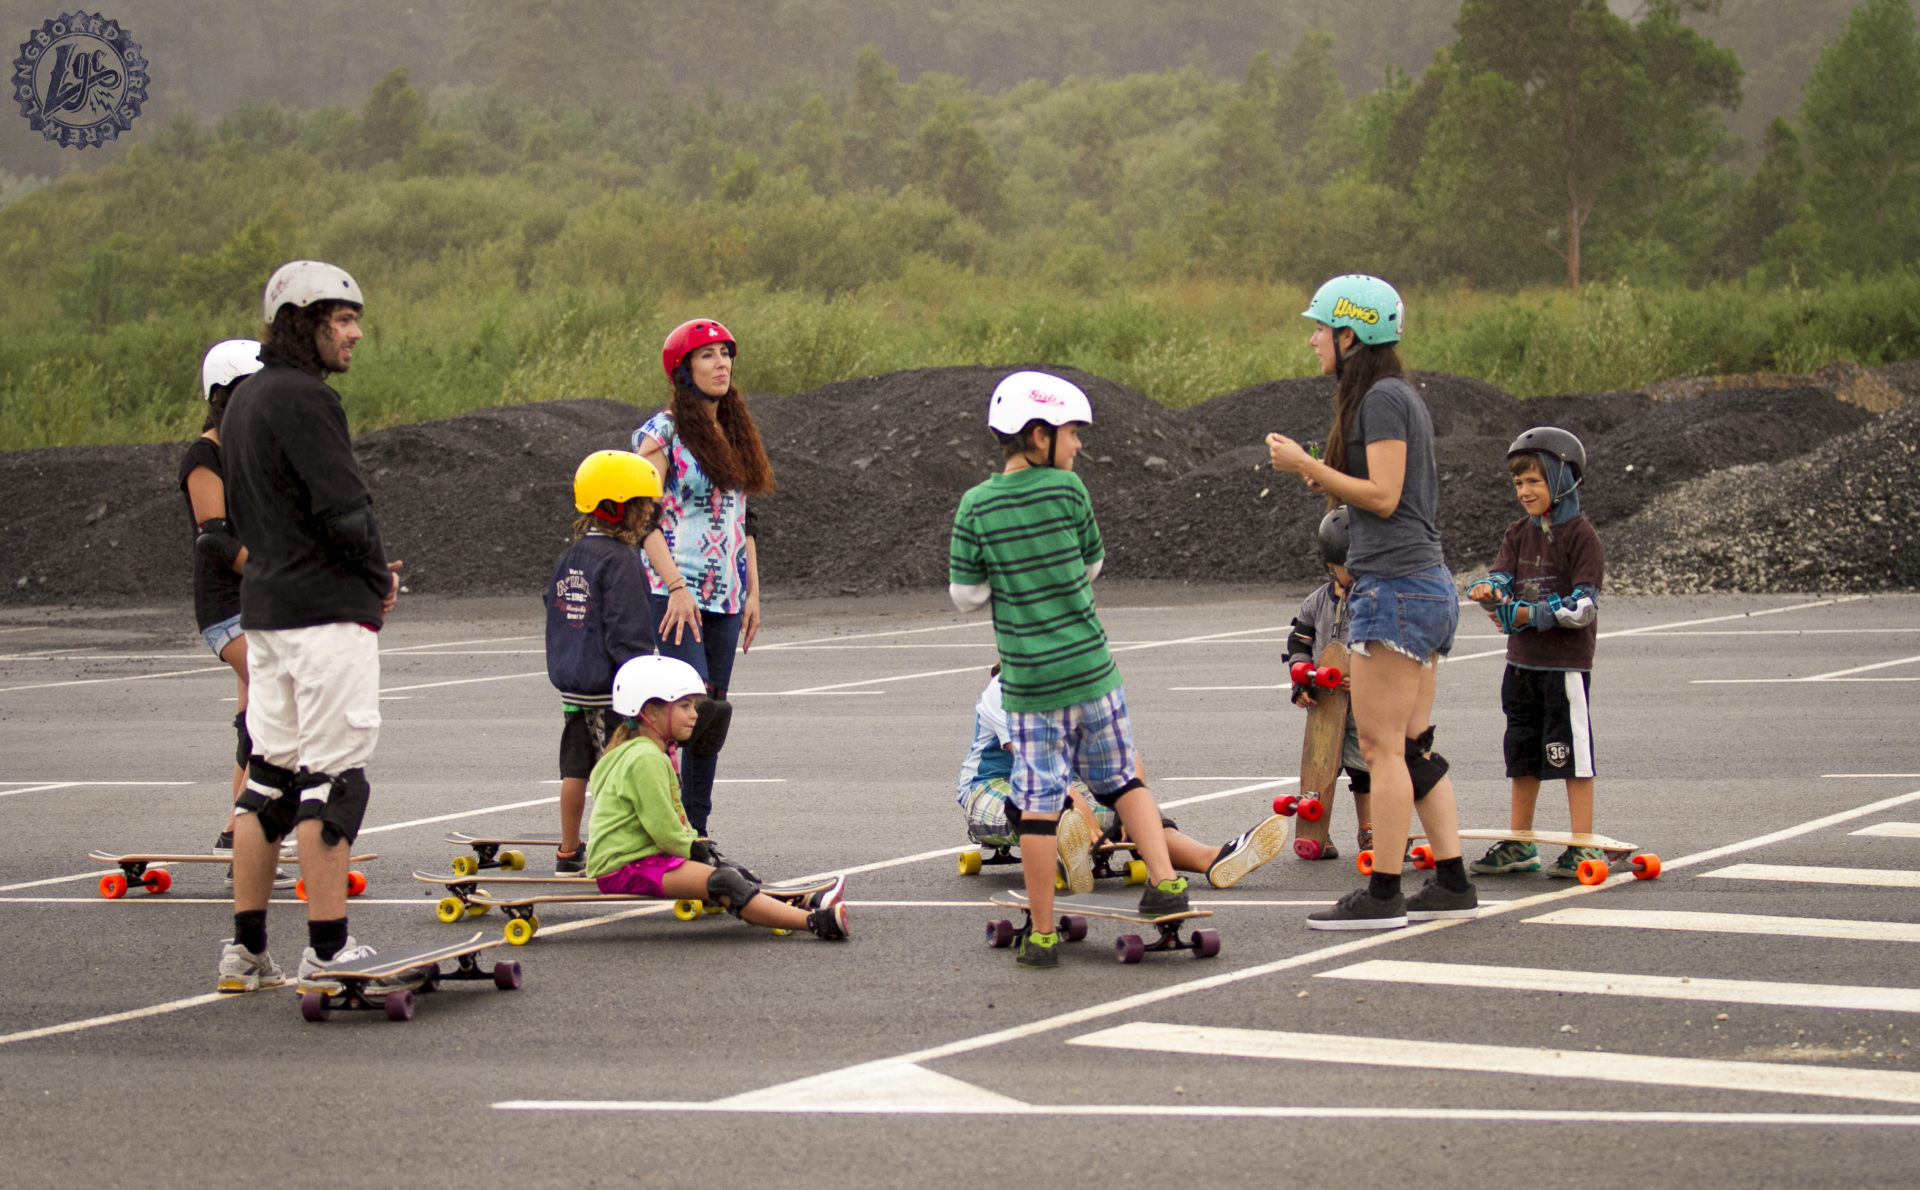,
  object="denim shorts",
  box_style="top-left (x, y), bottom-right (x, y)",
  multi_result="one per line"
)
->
top-left (1347, 564), bottom-right (1459, 664)
top-left (201, 613), bottom-right (243, 659)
